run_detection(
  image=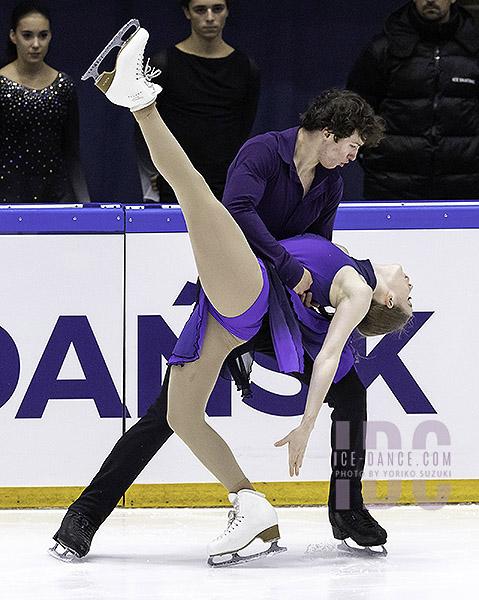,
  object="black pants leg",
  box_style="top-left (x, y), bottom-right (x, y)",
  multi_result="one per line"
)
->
top-left (68, 346), bottom-right (365, 527)
top-left (252, 320), bottom-right (367, 511)
top-left (326, 367), bottom-right (367, 511)
top-left (69, 368), bottom-right (173, 528)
